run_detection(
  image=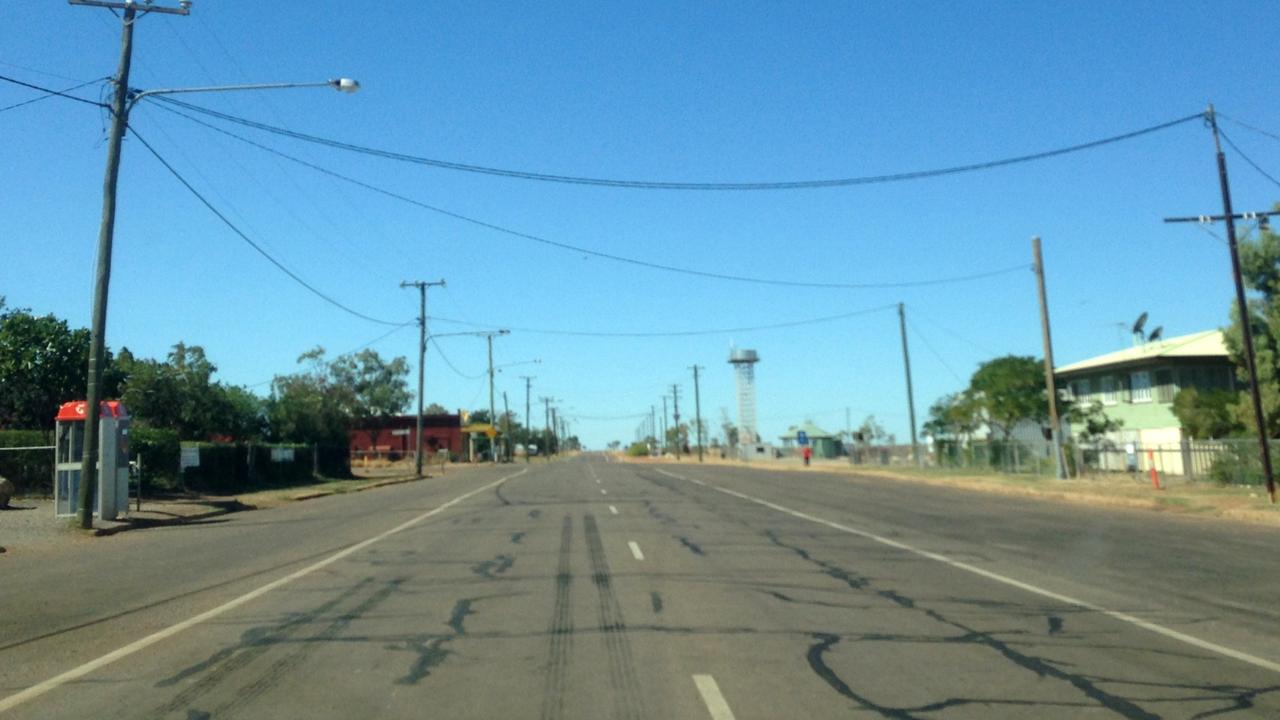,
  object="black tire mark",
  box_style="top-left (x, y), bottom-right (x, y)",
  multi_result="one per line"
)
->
top-left (212, 577), bottom-right (407, 715)
top-left (153, 577), bottom-right (376, 712)
top-left (650, 591), bottom-right (664, 614)
top-left (808, 633), bottom-right (918, 719)
top-left (511, 532), bottom-right (526, 545)
top-left (471, 554), bottom-right (515, 579)
top-left (540, 515), bottom-right (574, 720)
top-left (584, 513), bottom-right (646, 720)
top-left (677, 536), bottom-right (705, 556)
